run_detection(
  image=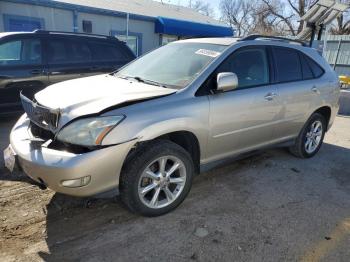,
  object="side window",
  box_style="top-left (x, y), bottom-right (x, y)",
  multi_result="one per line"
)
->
top-left (47, 39), bottom-right (69, 64)
top-left (0, 39), bottom-right (41, 66)
top-left (218, 47), bottom-right (270, 89)
top-left (273, 47), bottom-right (302, 83)
top-left (89, 41), bottom-right (128, 62)
top-left (299, 53), bottom-right (314, 80)
top-left (48, 38), bottom-right (92, 64)
top-left (305, 55), bottom-right (324, 78)
top-left (69, 40), bottom-right (92, 62)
